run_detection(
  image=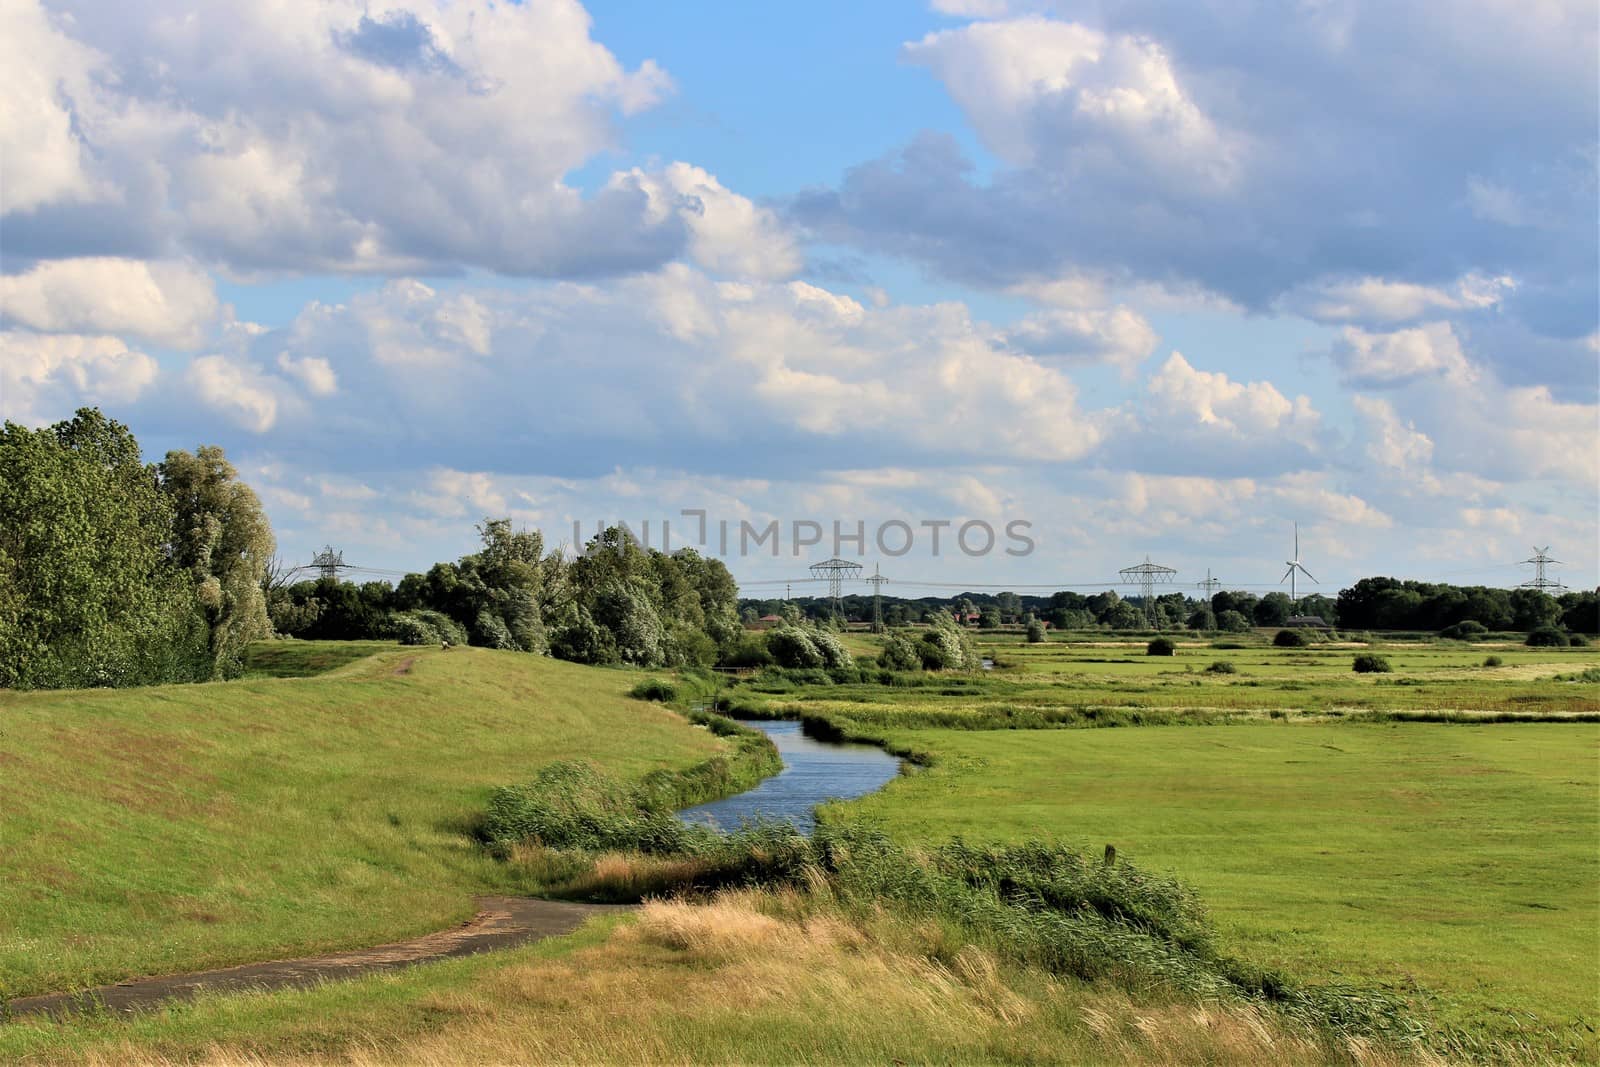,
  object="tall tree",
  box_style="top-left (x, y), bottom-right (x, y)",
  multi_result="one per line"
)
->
top-left (159, 445), bottom-right (275, 679)
top-left (0, 410), bottom-right (203, 688)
